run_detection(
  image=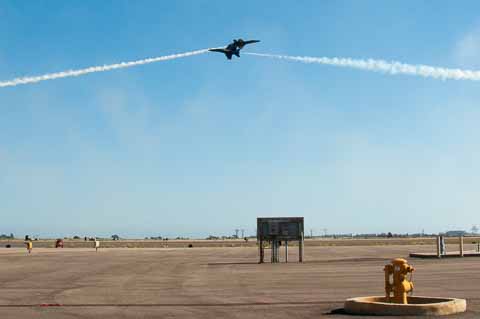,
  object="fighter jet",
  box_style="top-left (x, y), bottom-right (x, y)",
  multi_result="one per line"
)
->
top-left (209, 39), bottom-right (260, 60)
